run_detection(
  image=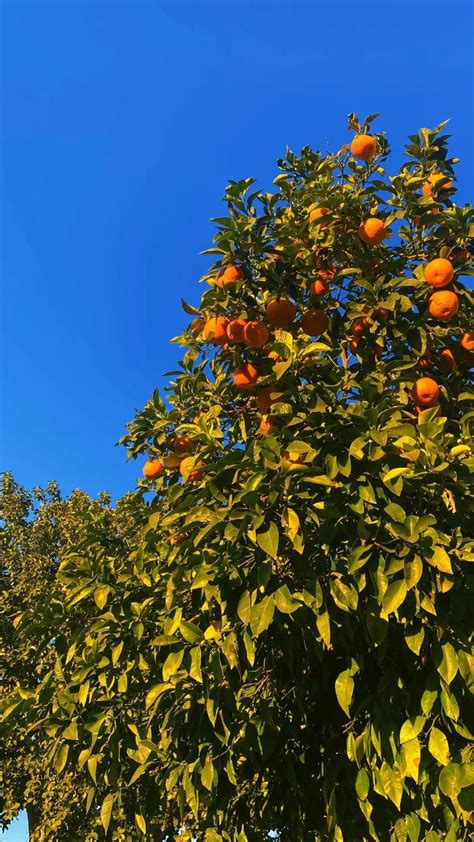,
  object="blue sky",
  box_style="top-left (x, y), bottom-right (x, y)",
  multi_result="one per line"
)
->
top-left (0, 1), bottom-right (473, 839)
